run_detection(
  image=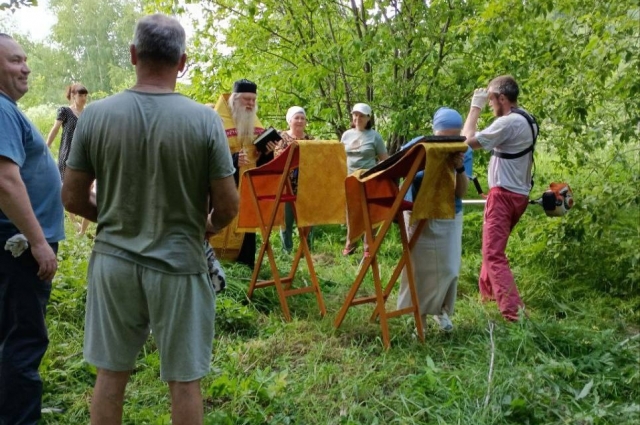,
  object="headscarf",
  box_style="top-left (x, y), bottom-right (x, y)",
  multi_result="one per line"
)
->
top-left (432, 107), bottom-right (463, 131)
top-left (286, 106), bottom-right (306, 124)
